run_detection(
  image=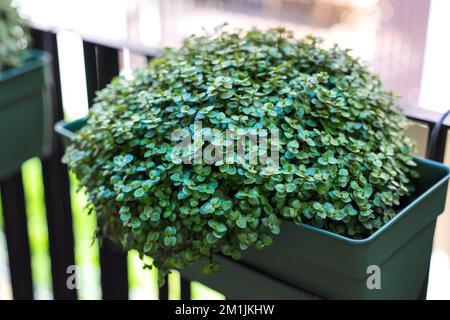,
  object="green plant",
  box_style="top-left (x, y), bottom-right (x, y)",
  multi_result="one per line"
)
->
top-left (65, 27), bottom-right (417, 283)
top-left (0, 0), bottom-right (30, 71)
